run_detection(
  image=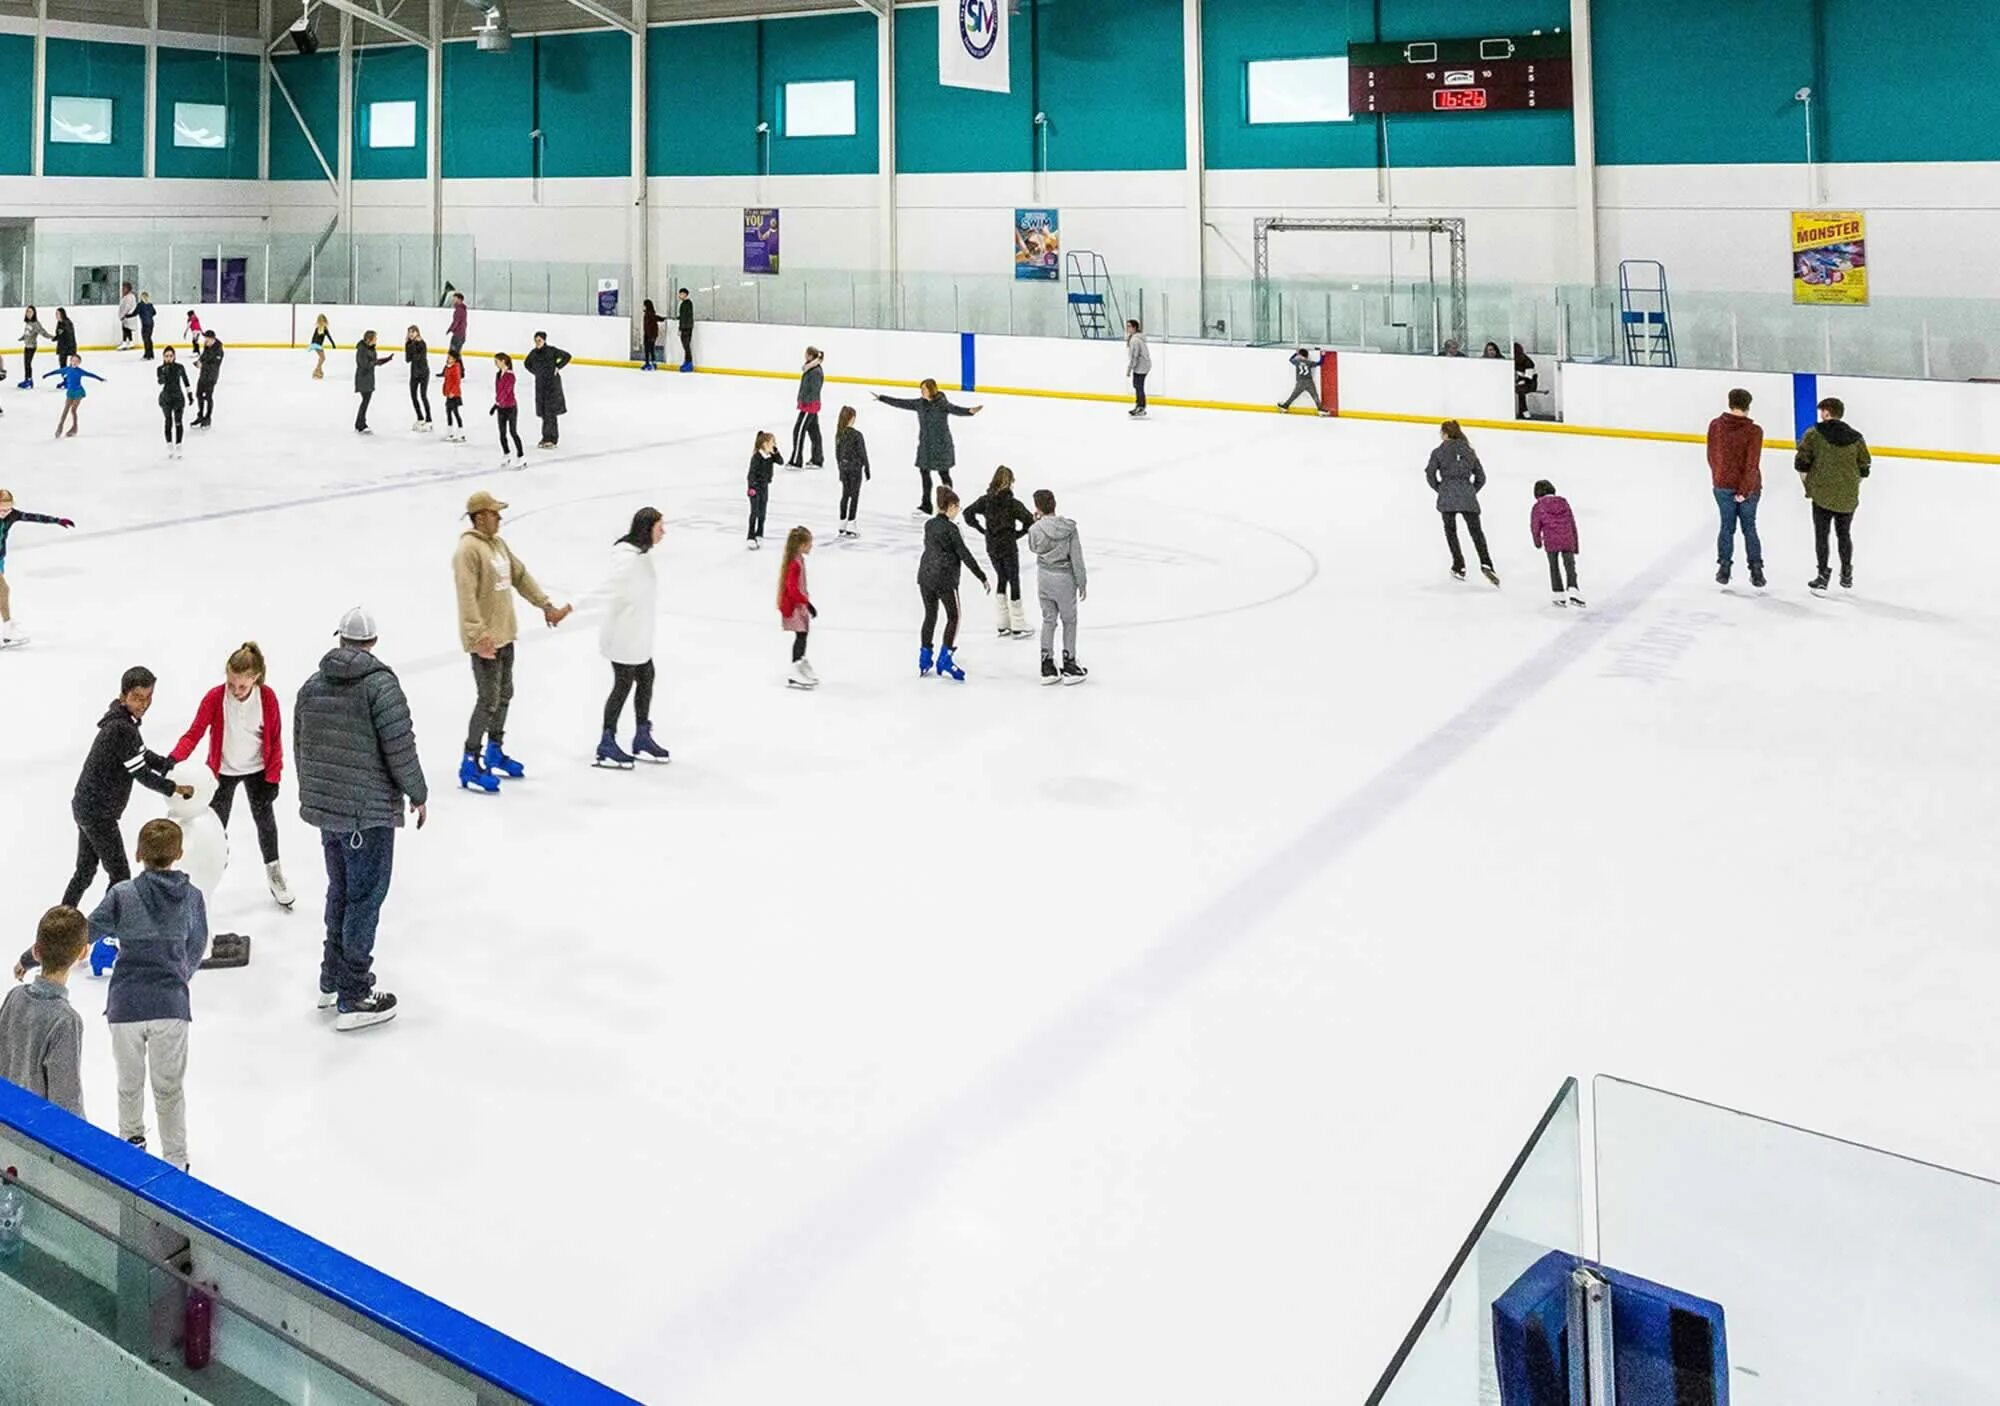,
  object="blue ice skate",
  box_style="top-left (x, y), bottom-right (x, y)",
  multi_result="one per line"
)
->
top-left (630, 723), bottom-right (670, 763)
top-left (596, 730), bottom-right (635, 769)
top-left (459, 752), bottom-right (500, 793)
top-left (936, 646), bottom-right (966, 681)
top-left (919, 645), bottom-right (934, 677)
top-left (483, 740), bottom-right (525, 779)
